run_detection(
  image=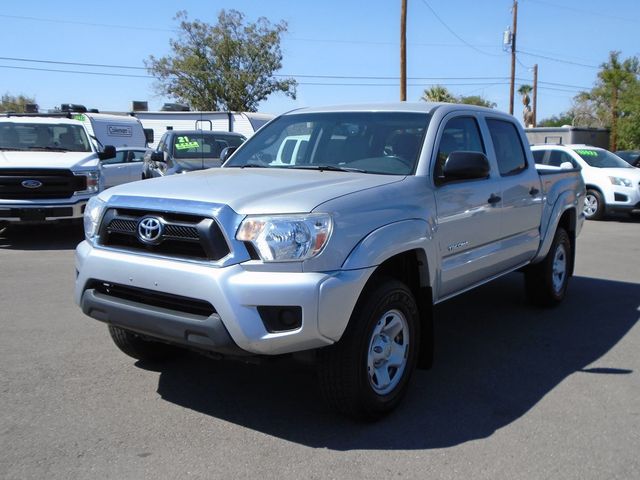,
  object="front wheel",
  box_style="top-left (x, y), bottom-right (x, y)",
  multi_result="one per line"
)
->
top-left (584, 189), bottom-right (605, 220)
top-left (318, 277), bottom-right (420, 419)
top-left (525, 227), bottom-right (571, 307)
